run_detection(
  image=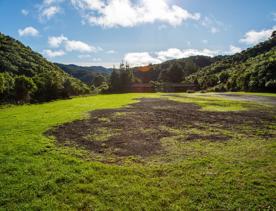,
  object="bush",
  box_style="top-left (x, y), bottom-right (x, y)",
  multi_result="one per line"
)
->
top-left (14, 75), bottom-right (37, 102)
